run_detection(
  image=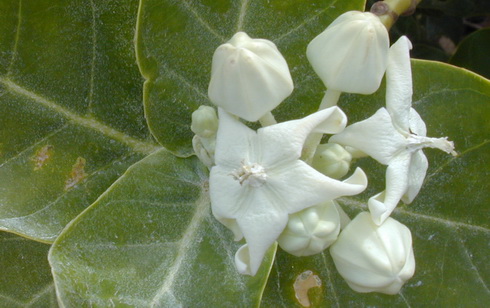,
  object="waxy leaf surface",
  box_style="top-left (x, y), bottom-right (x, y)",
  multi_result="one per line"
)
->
top-left (49, 150), bottom-right (276, 307)
top-left (0, 0), bottom-right (160, 242)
